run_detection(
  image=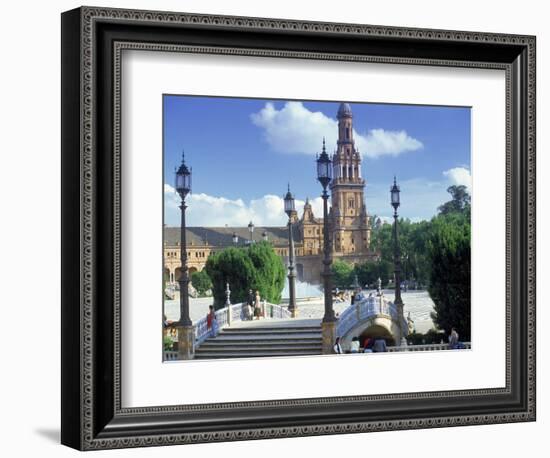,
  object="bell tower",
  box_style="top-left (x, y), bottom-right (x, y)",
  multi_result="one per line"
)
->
top-left (329, 103), bottom-right (371, 254)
